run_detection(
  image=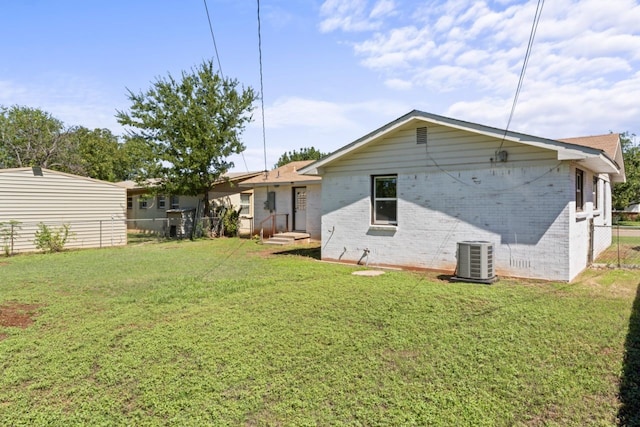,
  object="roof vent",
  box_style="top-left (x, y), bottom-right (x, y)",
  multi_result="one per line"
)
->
top-left (416, 127), bottom-right (427, 145)
top-left (32, 167), bottom-right (43, 176)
